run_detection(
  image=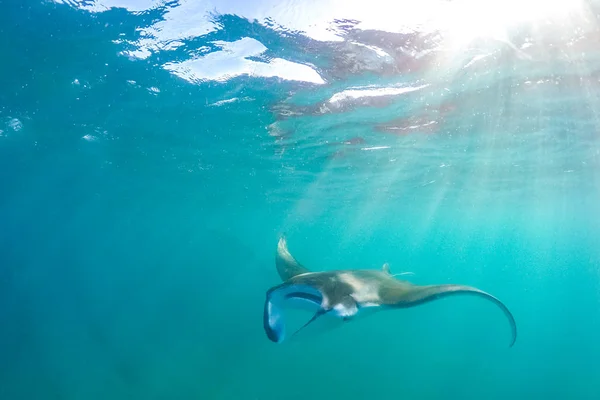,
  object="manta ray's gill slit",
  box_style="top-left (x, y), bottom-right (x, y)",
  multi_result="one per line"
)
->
top-left (284, 291), bottom-right (322, 305)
